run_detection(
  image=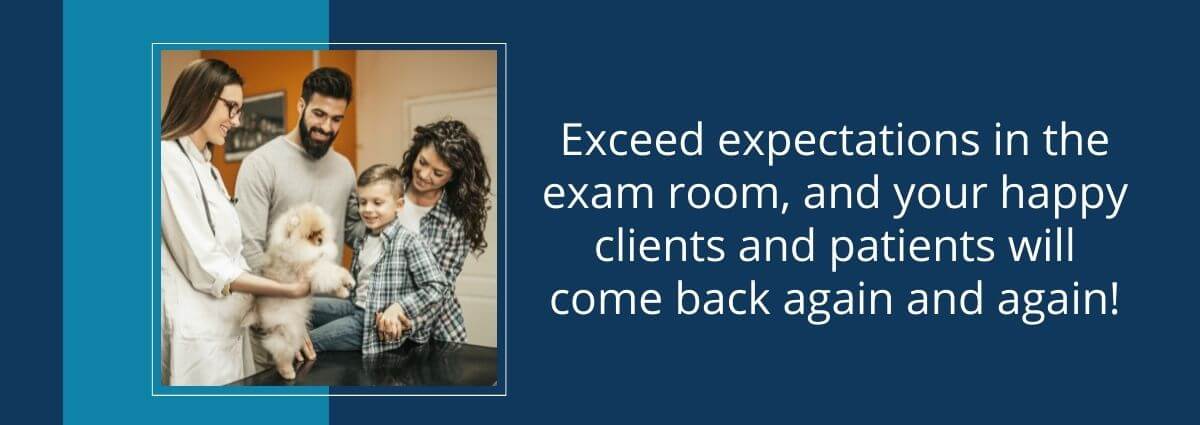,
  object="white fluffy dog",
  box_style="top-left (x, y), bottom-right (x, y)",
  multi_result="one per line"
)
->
top-left (244, 203), bottom-right (354, 380)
